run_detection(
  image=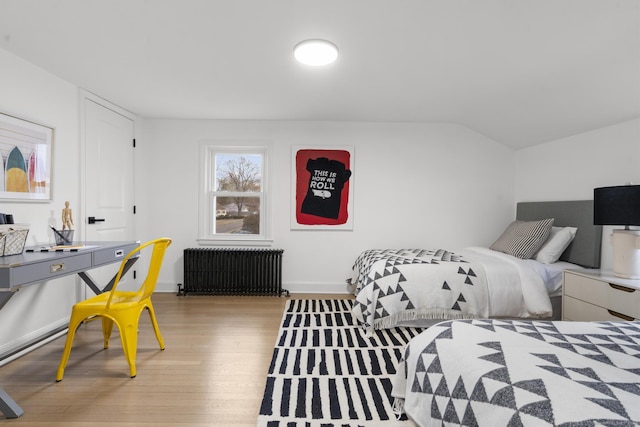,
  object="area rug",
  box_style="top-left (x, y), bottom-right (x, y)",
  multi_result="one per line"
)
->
top-left (257, 299), bottom-right (424, 427)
